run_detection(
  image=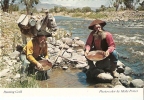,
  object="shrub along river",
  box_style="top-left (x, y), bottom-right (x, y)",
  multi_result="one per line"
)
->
top-left (40, 16), bottom-right (144, 88)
